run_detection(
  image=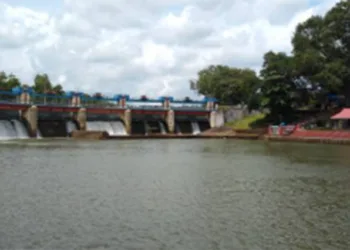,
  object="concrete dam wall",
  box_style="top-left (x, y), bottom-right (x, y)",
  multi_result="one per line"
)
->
top-left (0, 109), bottom-right (214, 139)
top-left (0, 89), bottom-right (221, 139)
